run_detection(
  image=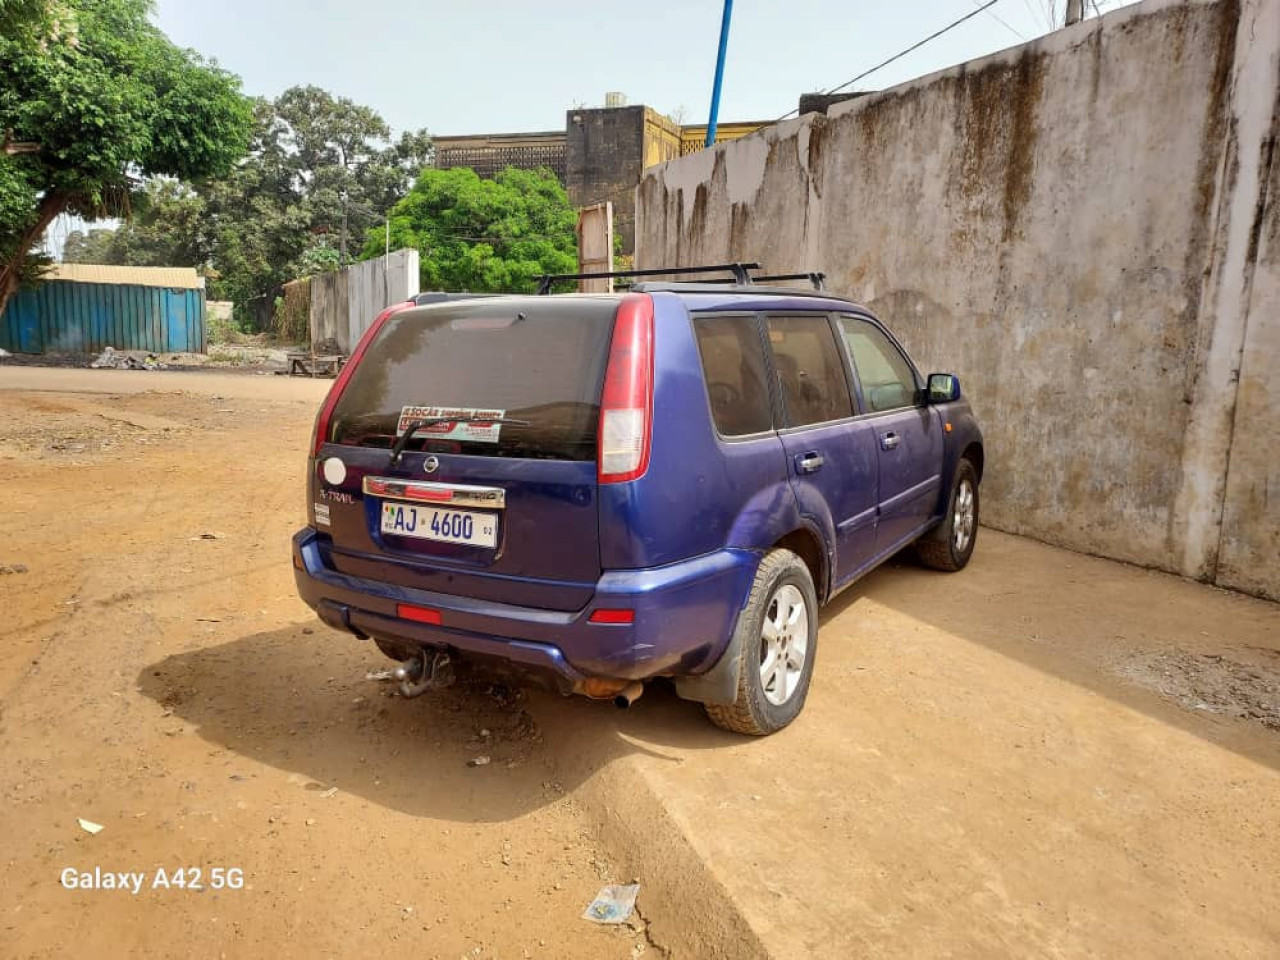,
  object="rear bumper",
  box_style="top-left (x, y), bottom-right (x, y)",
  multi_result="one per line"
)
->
top-left (292, 528), bottom-right (758, 692)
